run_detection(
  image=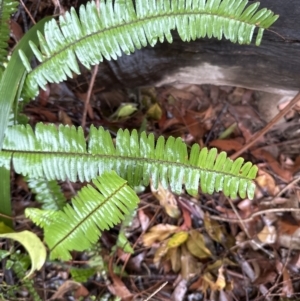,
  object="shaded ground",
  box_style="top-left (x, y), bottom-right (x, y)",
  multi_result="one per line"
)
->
top-left (1, 1), bottom-right (300, 301)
